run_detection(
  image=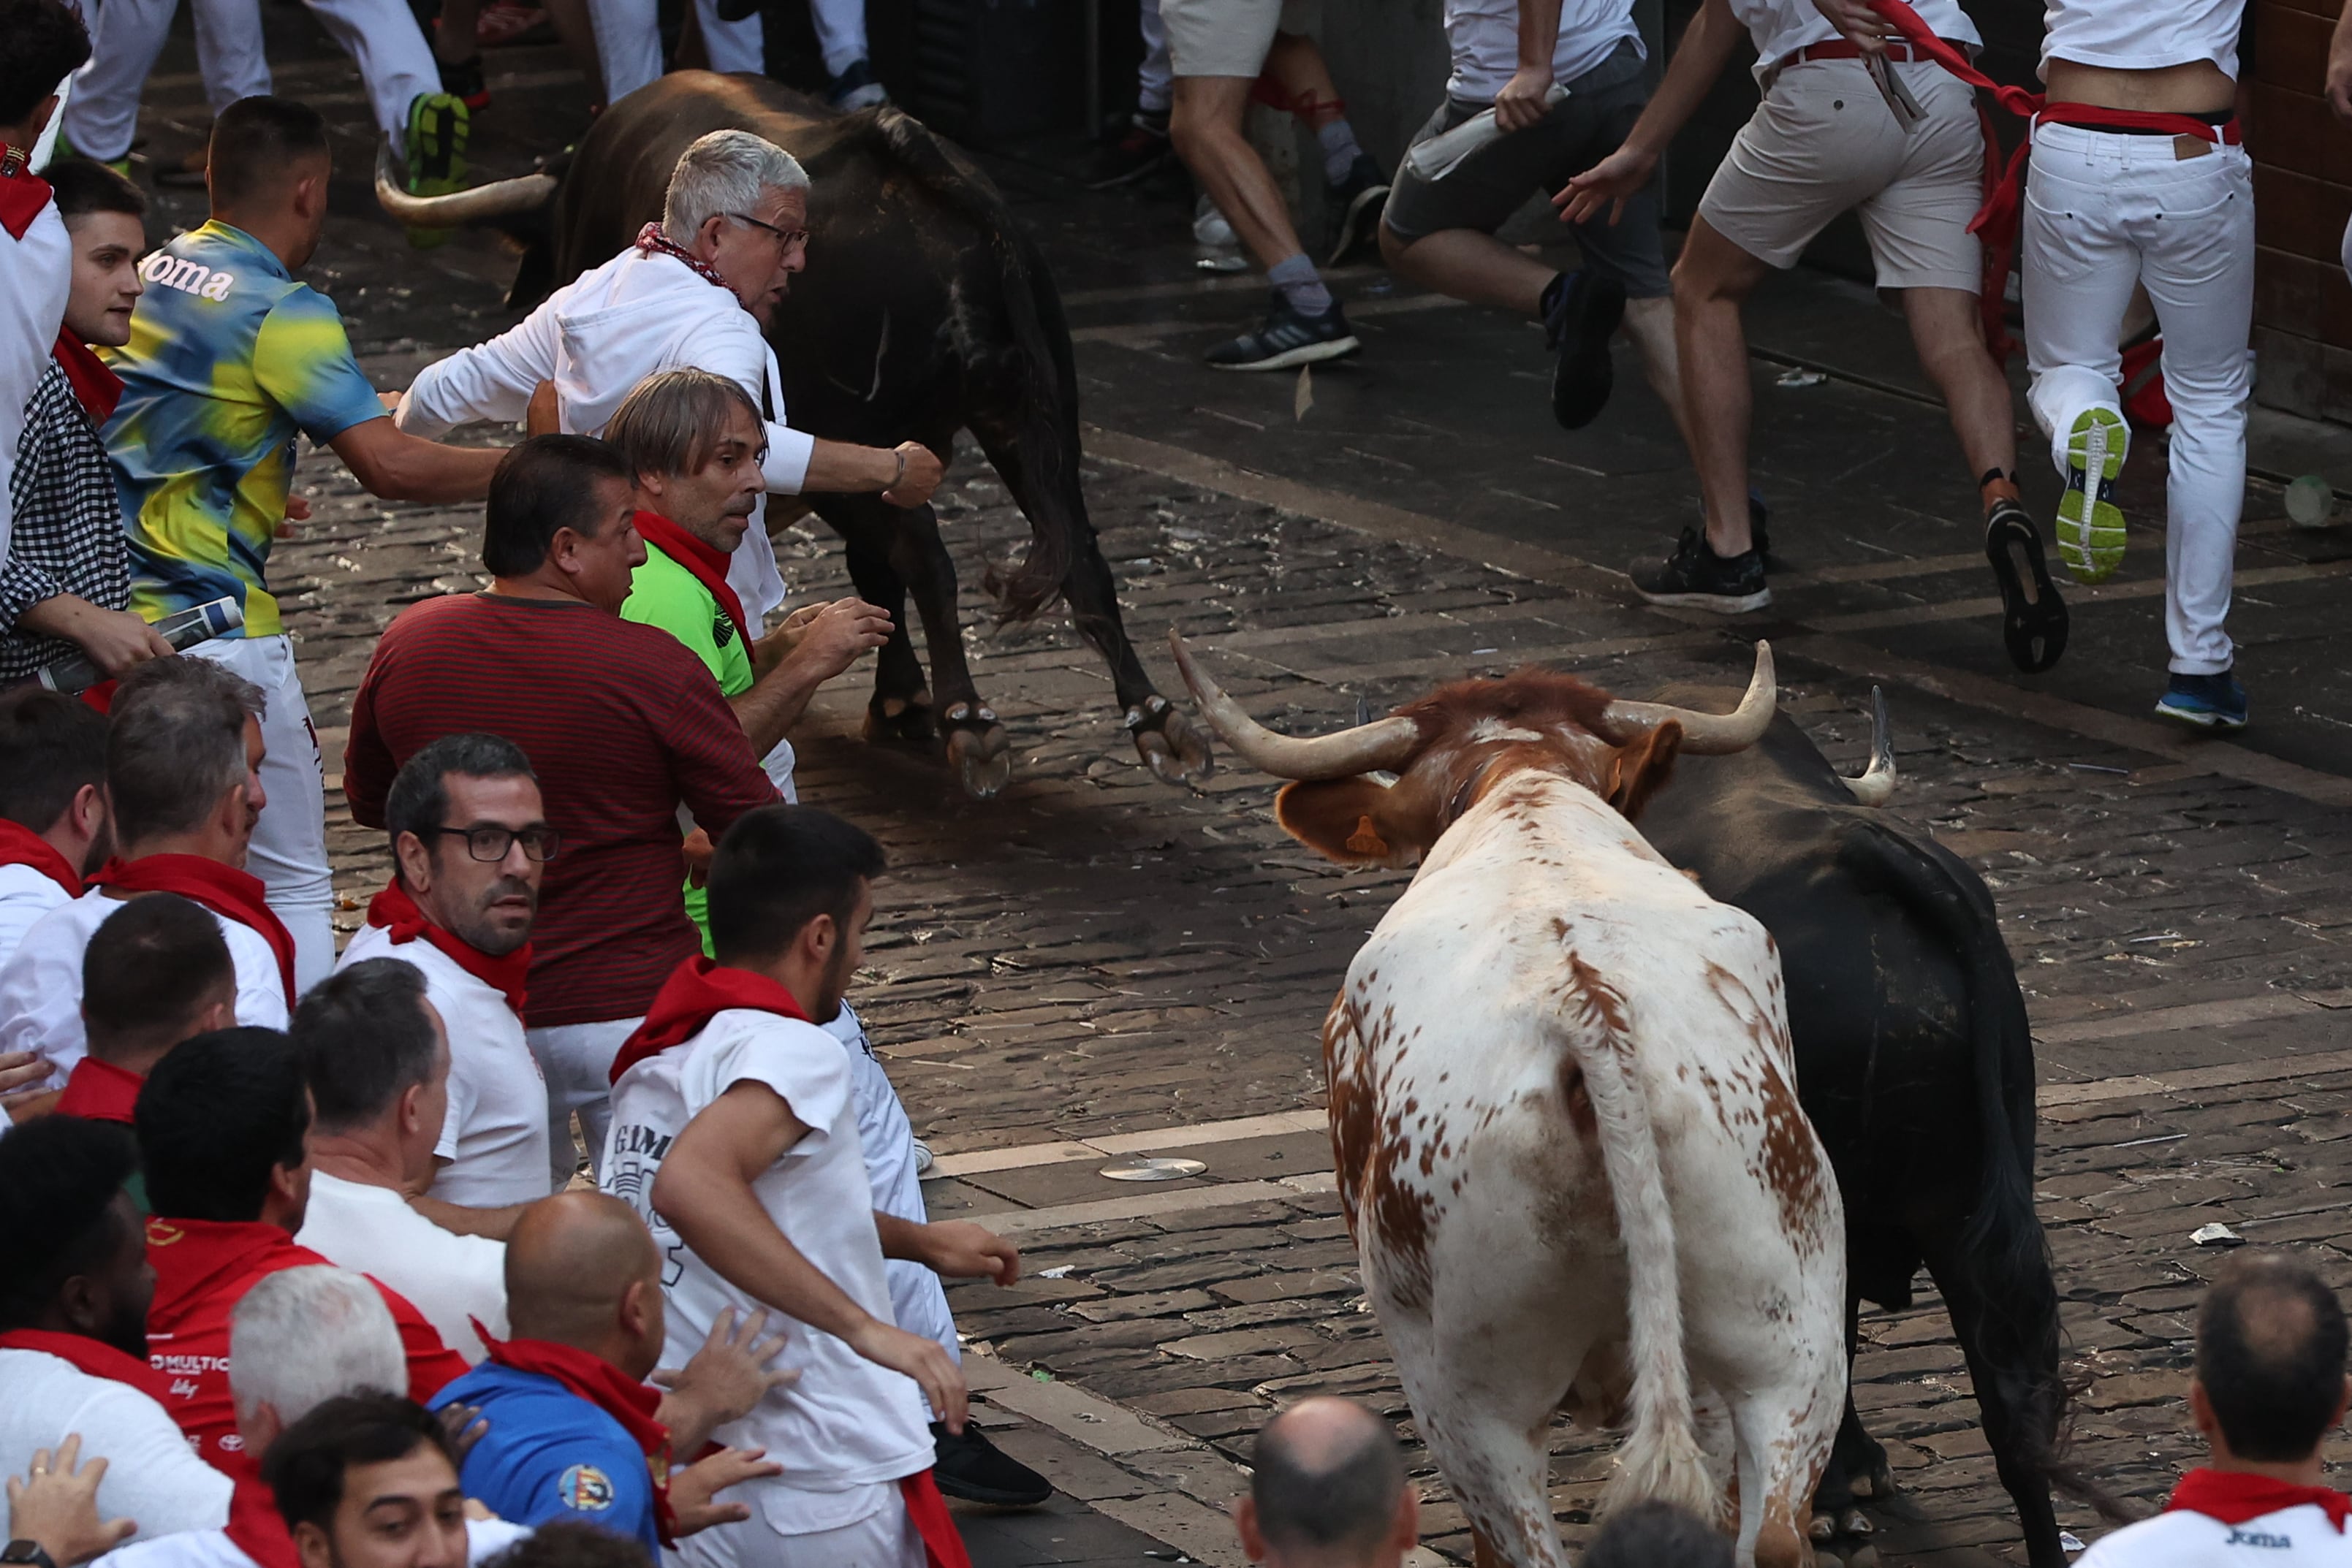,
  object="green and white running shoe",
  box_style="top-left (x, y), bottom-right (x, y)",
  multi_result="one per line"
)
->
top-left (403, 91), bottom-right (470, 250)
top-left (2055, 406), bottom-right (2128, 583)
